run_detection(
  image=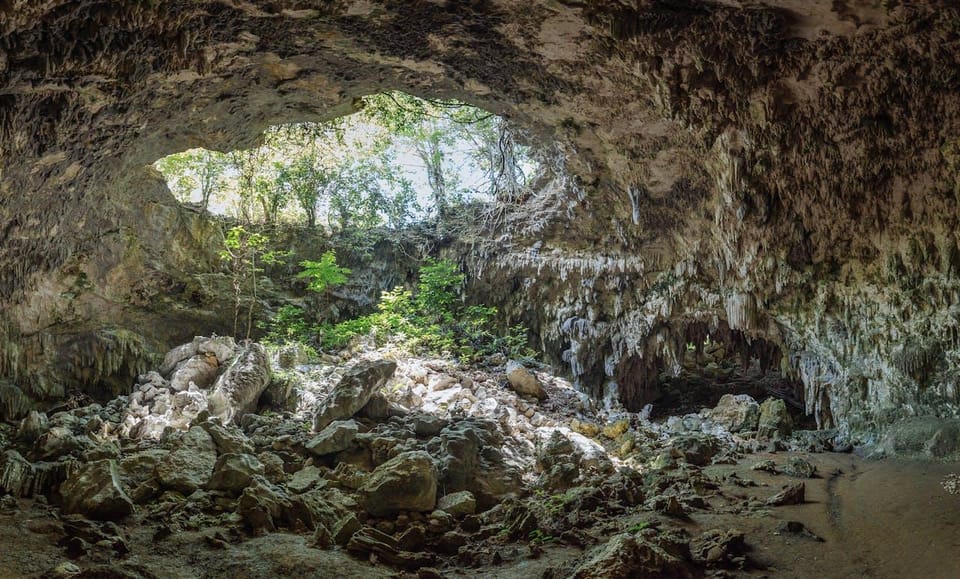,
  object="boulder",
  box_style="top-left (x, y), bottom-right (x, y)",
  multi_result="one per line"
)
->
top-left (60, 460), bottom-right (134, 521)
top-left (758, 398), bottom-right (793, 439)
top-left (437, 491), bottom-right (477, 517)
top-left (159, 341), bottom-right (199, 377)
top-left (209, 453), bottom-right (265, 493)
top-left (201, 421), bottom-right (254, 455)
top-left (207, 343), bottom-right (271, 425)
top-left (197, 336), bottom-right (238, 365)
top-left (313, 360), bottom-right (397, 432)
top-left (782, 457), bottom-right (817, 478)
top-left (505, 361), bottom-right (547, 401)
top-left (0, 449), bottom-right (35, 497)
top-left (156, 426), bottom-right (217, 493)
top-left (168, 354), bottom-right (219, 392)
top-left (573, 534), bottom-right (693, 579)
top-left (306, 420), bottom-right (358, 457)
top-left (669, 434), bottom-right (722, 466)
top-left (359, 450), bottom-right (437, 516)
top-left (767, 482), bottom-right (805, 506)
top-left (708, 394), bottom-right (760, 433)
top-left (436, 419), bottom-right (523, 508)
top-left (881, 417), bottom-right (960, 459)
top-left (17, 410), bottom-right (48, 443)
